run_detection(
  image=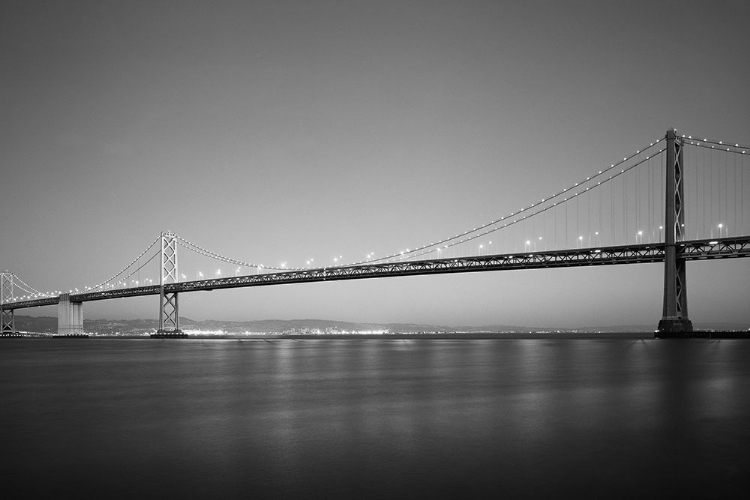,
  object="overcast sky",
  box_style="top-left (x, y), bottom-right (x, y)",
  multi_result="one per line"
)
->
top-left (2, 0), bottom-right (748, 328)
